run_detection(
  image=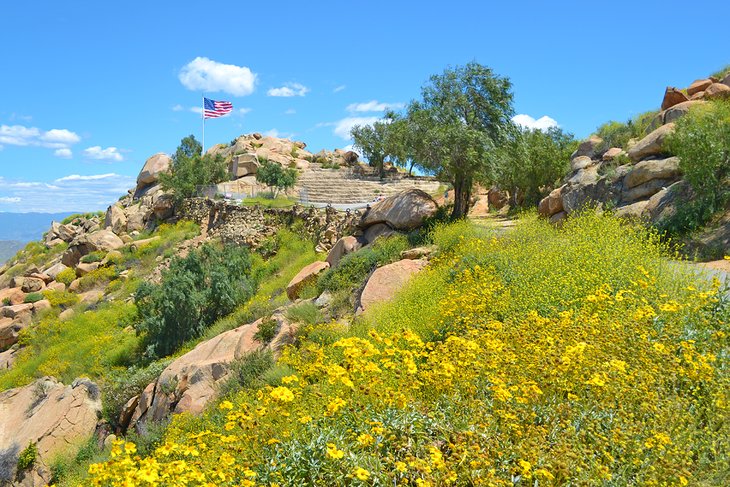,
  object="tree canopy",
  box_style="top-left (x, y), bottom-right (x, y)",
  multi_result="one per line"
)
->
top-left (351, 62), bottom-right (515, 218)
top-left (160, 135), bottom-right (227, 203)
top-left (493, 126), bottom-right (576, 206)
top-left (255, 159), bottom-right (298, 197)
